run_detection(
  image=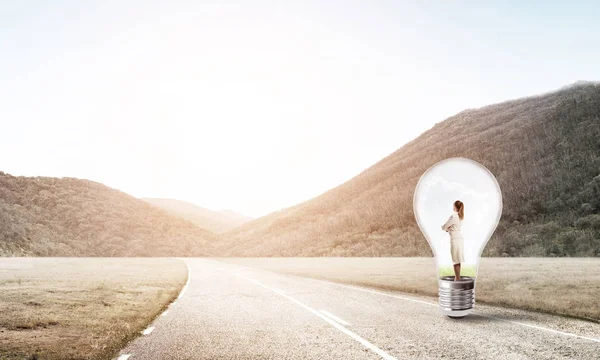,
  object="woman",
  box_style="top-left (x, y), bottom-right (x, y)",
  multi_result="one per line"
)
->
top-left (441, 200), bottom-right (465, 281)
